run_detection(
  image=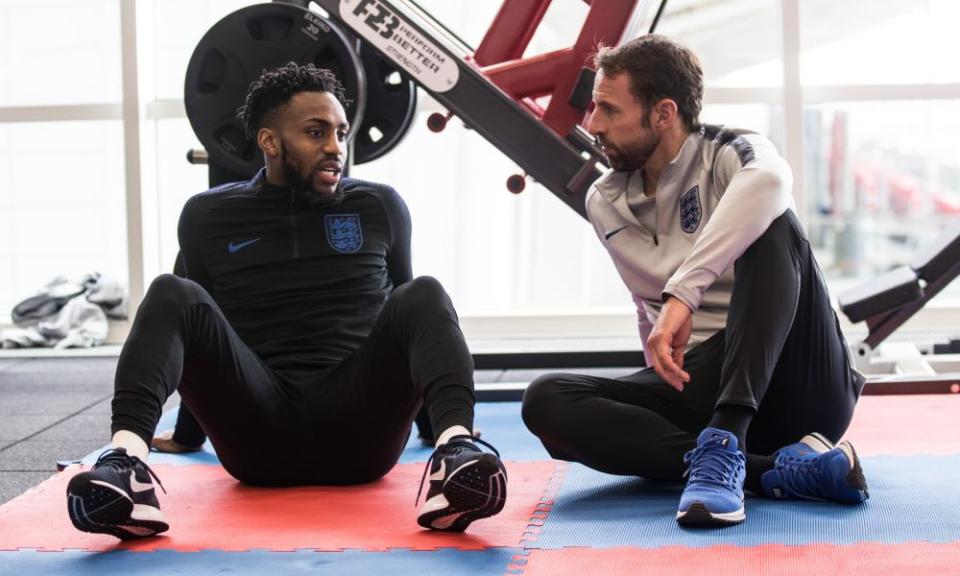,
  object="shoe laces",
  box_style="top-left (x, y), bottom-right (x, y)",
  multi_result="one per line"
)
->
top-left (95, 448), bottom-right (167, 494)
top-left (683, 438), bottom-right (744, 489)
top-left (415, 435), bottom-right (500, 506)
top-left (774, 451), bottom-right (828, 497)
